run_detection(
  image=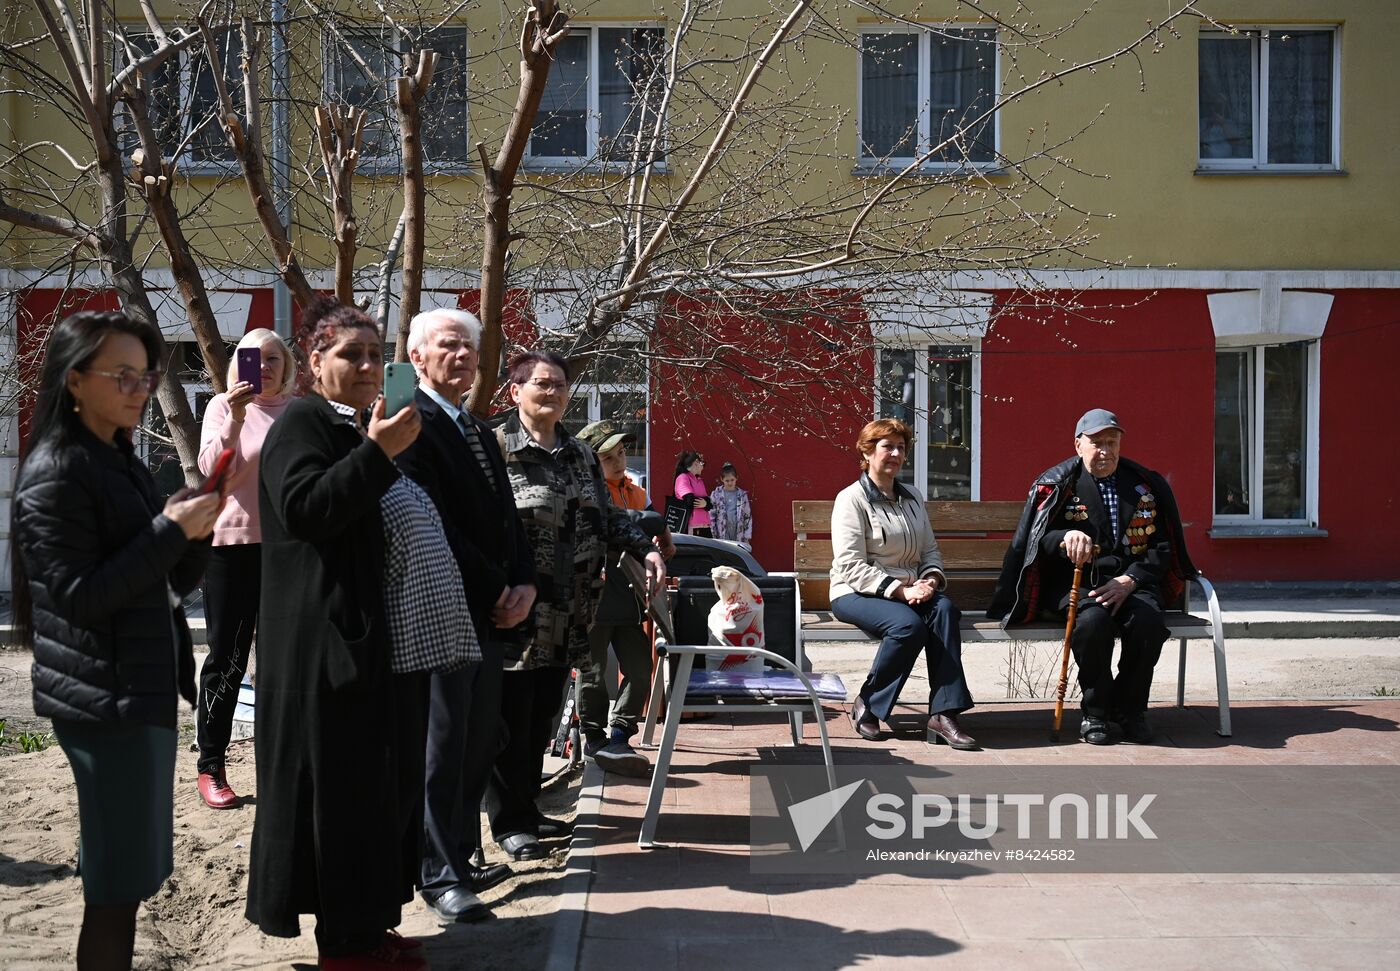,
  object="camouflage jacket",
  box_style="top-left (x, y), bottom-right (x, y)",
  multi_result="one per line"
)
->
top-left (497, 410), bottom-right (657, 669)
